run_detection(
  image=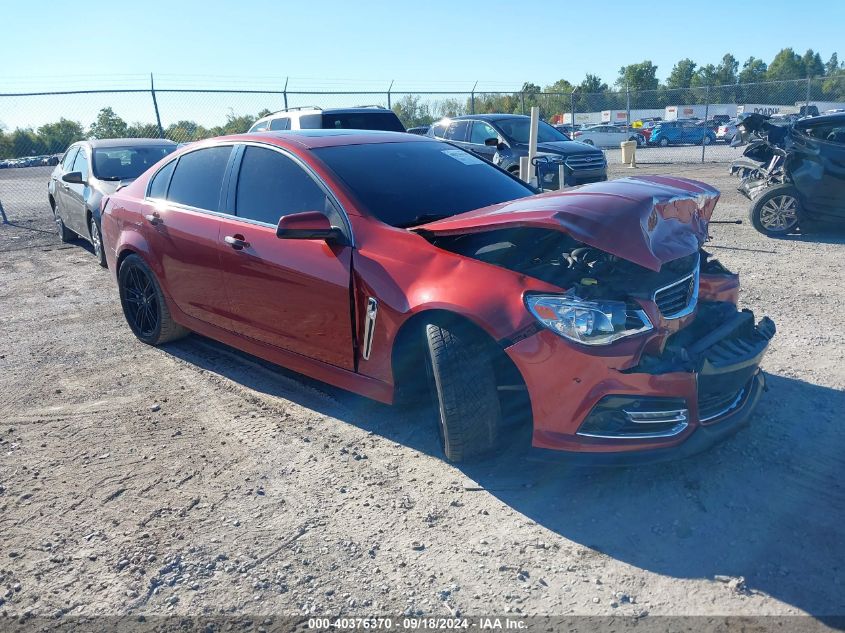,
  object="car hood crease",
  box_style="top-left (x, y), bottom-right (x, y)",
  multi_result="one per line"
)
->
top-left (415, 176), bottom-right (719, 272)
